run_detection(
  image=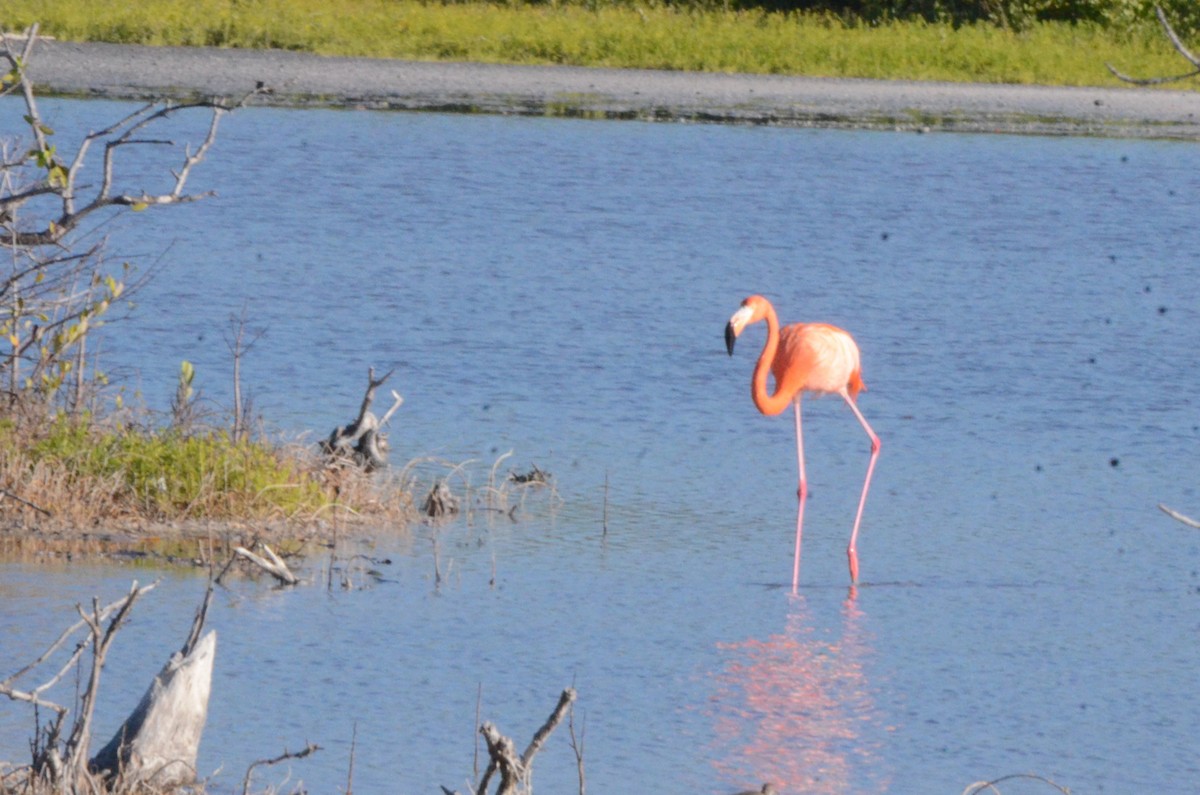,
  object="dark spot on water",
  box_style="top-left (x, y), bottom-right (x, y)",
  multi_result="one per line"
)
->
top-left (1121, 155), bottom-right (1129, 162)
top-left (1144, 285), bottom-right (1152, 293)
top-left (1035, 464), bottom-right (1043, 471)
top-left (1087, 357), bottom-right (1096, 364)
top-left (1110, 457), bottom-right (1120, 467)
top-left (881, 232), bottom-right (889, 240)
top-left (1158, 306), bottom-right (1167, 315)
